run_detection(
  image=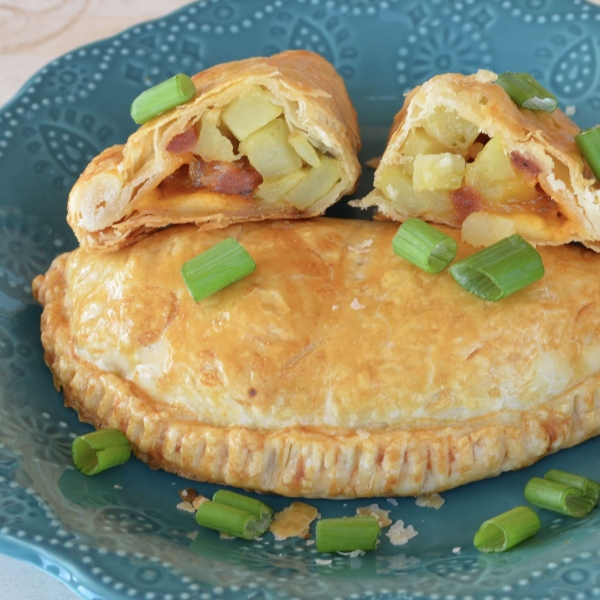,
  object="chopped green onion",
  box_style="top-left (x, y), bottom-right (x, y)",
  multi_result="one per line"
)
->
top-left (392, 217), bottom-right (457, 274)
top-left (473, 506), bottom-right (540, 553)
top-left (181, 238), bottom-right (256, 302)
top-left (316, 516), bottom-right (380, 553)
top-left (544, 469), bottom-right (600, 503)
top-left (195, 499), bottom-right (270, 540)
top-left (525, 477), bottom-right (595, 517)
top-left (496, 72), bottom-right (558, 112)
top-left (72, 429), bottom-right (131, 476)
top-left (575, 126), bottom-right (600, 181)
top-left (212, 490), bottom-right (273, 521)
top-left (449, 234), bottom-right (544, 301)
top-left (131, 73), bottom-right (196, 125)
